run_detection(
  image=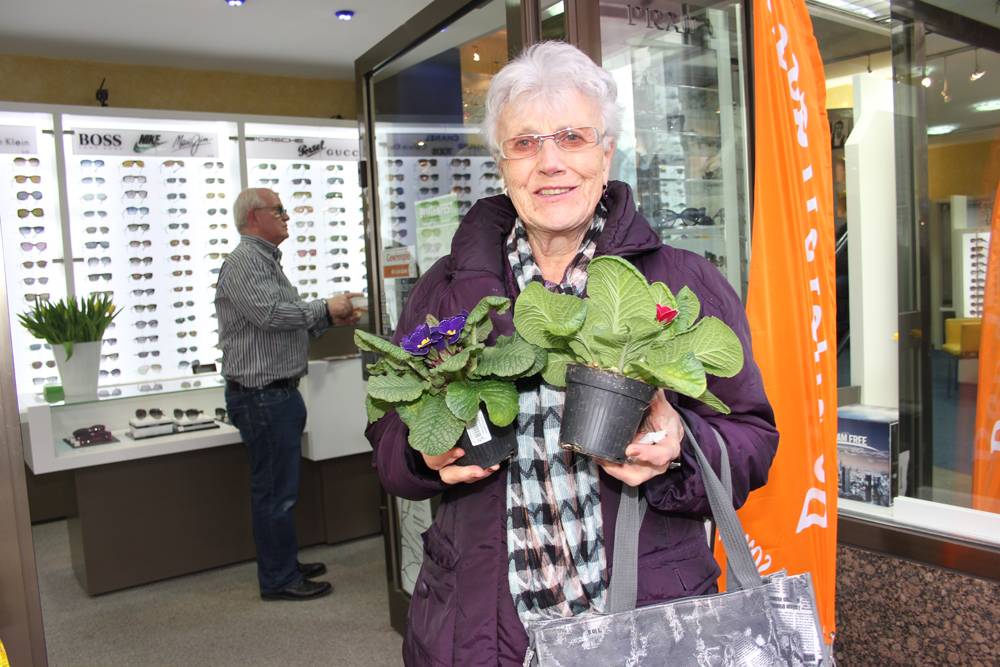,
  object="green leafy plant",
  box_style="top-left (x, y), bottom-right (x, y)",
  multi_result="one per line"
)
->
top-left (513, 255), bottom-right (744, 413)
top-left (354, 296), bottom-right (545, 456)
top-left (18, 294), bottom-right (121, 360)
